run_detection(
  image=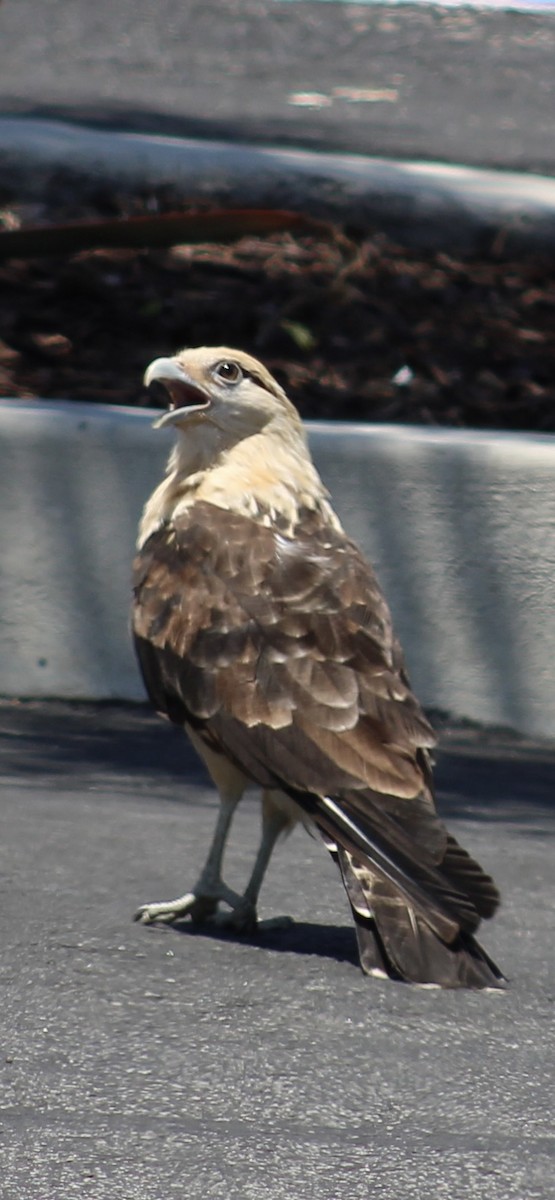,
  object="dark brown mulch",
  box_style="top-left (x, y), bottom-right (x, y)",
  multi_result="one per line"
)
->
top-left (1, 204), bottom-right (554, 429)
